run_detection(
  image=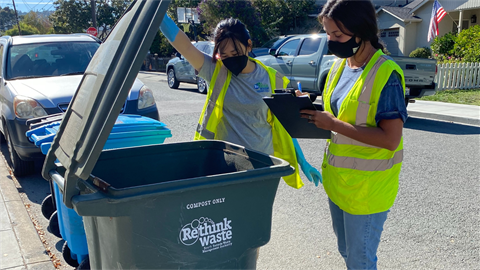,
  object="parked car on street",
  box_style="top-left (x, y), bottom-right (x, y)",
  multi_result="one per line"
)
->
top-left (255, 33), bottom-right (437, 105)
top-left (166, 41), bottom-right (214, 94)
top-left (0, 34), bottom-right (159, 176)
top-left (251, 35), bottom-right (296, 57)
